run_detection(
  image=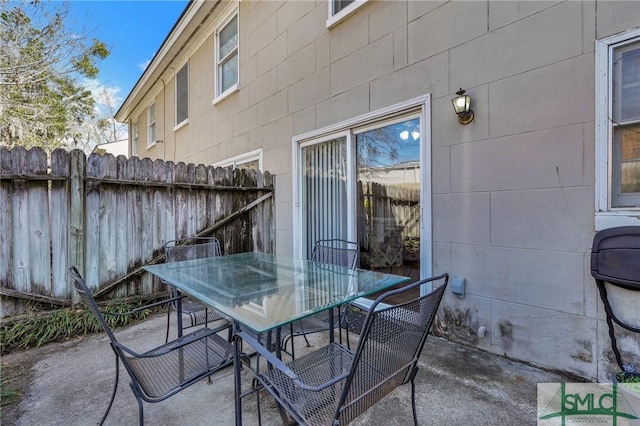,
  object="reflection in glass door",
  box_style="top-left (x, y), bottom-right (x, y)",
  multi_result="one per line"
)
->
top-left (355, 117), bottom-right (421, 284)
